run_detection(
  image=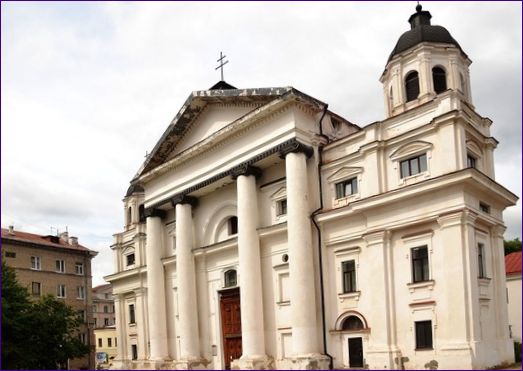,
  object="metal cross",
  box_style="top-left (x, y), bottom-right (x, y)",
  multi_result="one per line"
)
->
top-left (215, 51), bottom-right (229, 81)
